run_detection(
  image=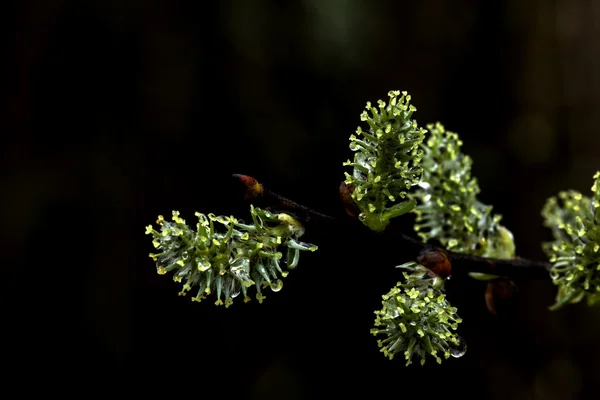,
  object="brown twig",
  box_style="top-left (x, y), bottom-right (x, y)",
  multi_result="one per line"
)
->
top-left (232, 174), bottom-right (335, 223)
top-left (232, 174), bottom-right (552, 280)
top-left (445, 251), bottom-right (551, 280)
